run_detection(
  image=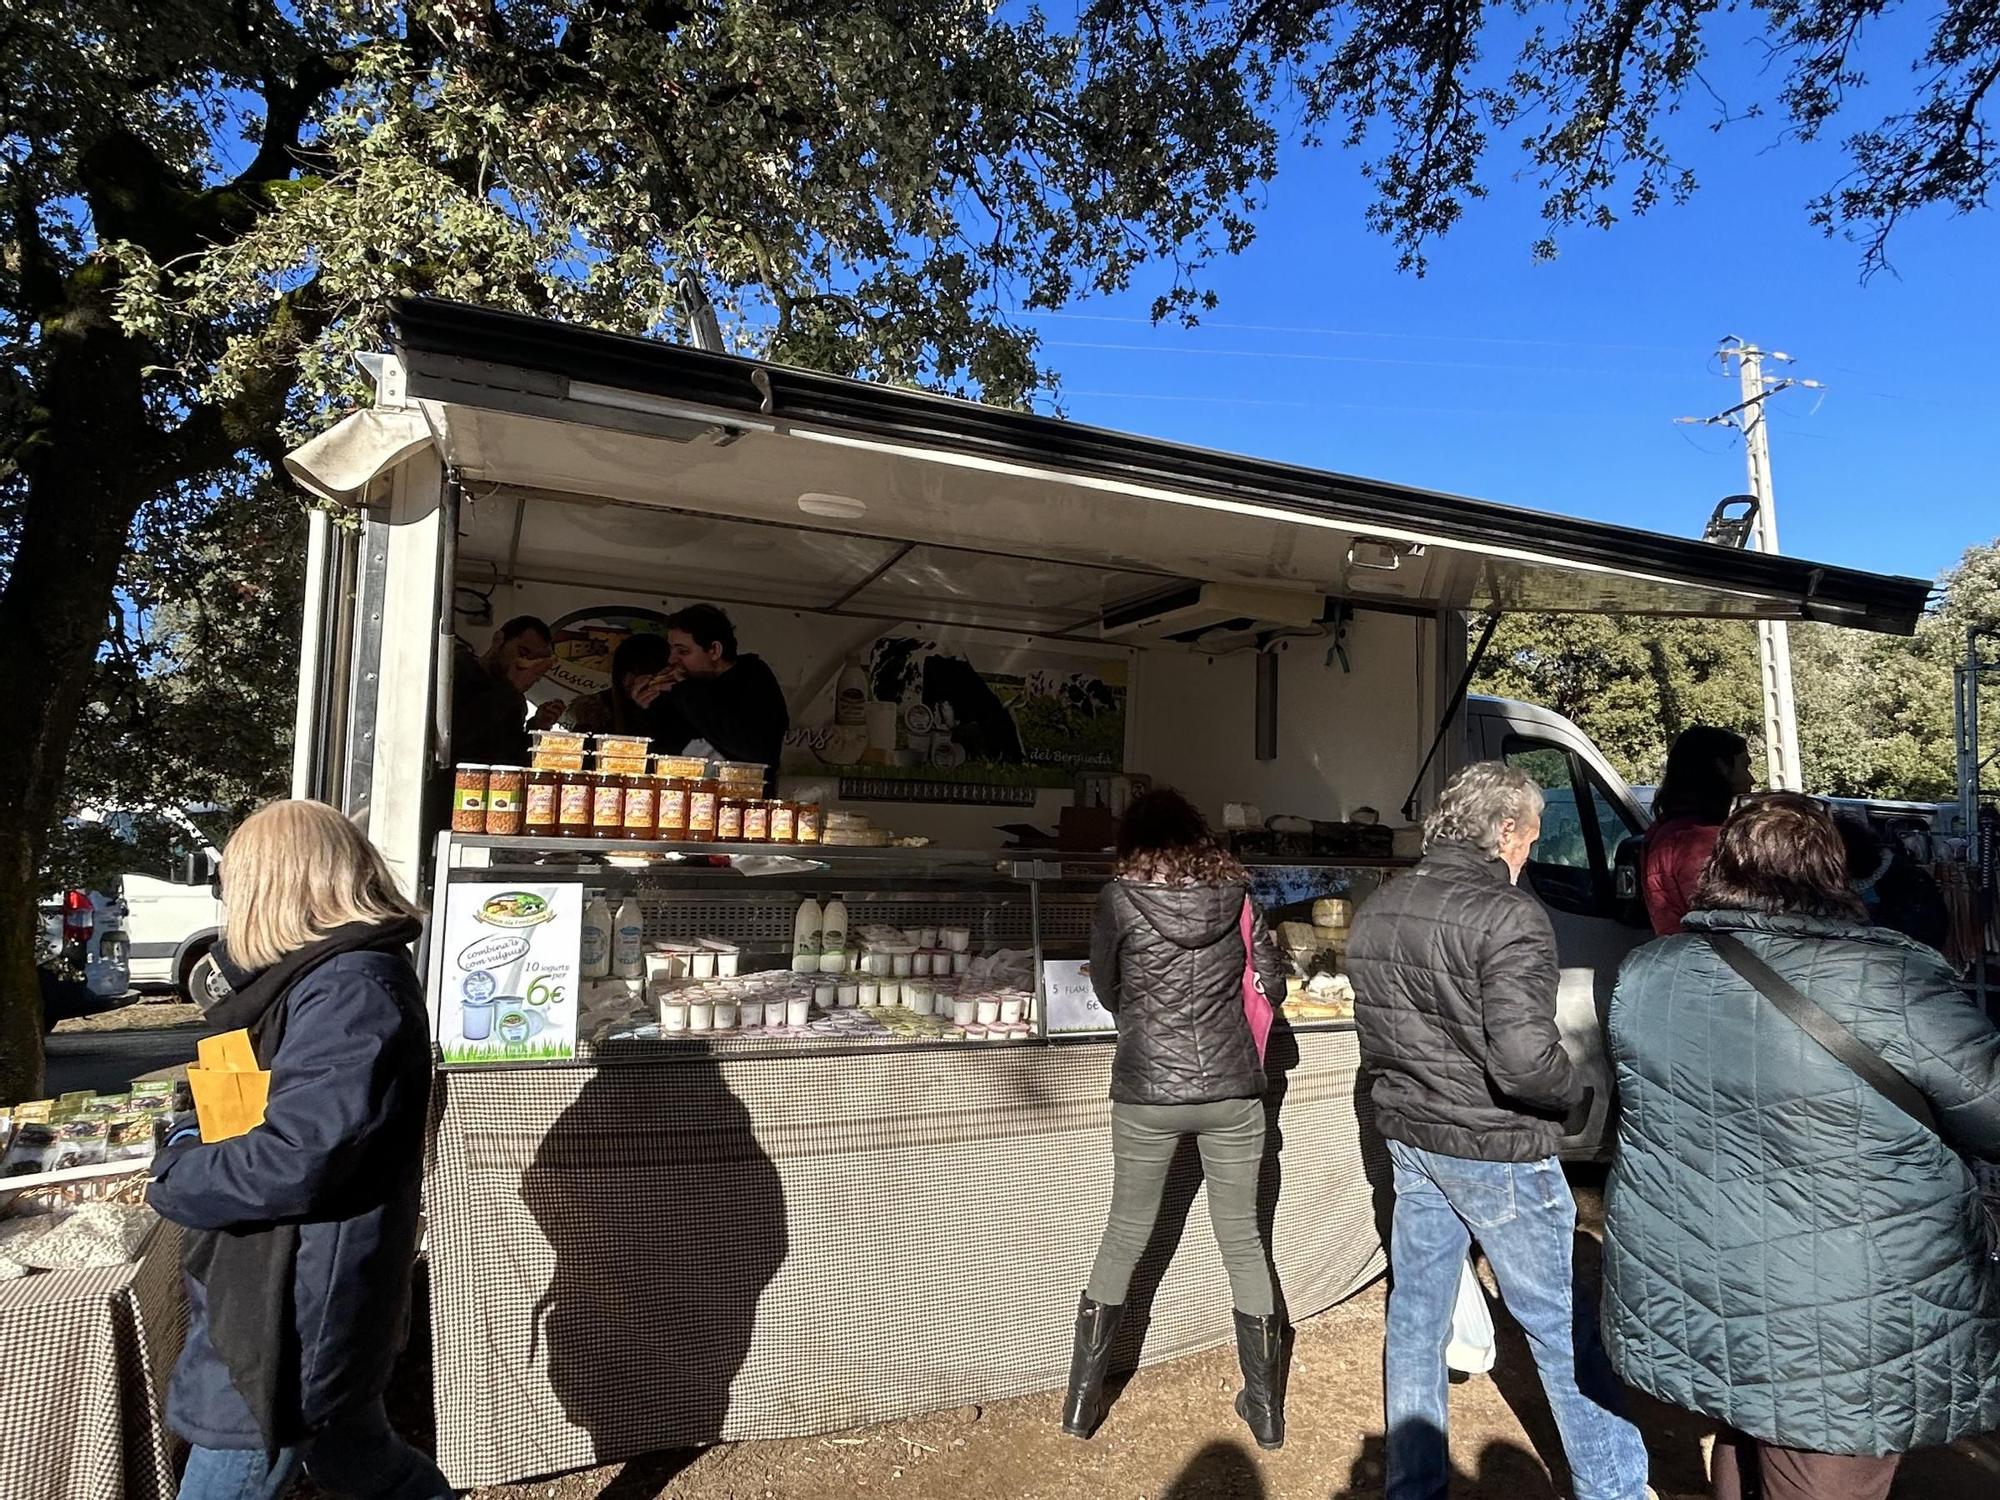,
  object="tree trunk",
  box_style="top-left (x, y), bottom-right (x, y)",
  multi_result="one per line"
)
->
top-left (0, 290), bottom-right (155, 1101)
